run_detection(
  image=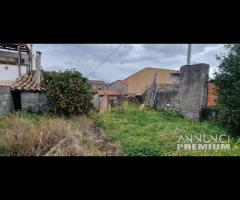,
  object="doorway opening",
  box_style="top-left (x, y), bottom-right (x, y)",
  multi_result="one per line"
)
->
top-left (12, 91), bottom-right (22, 111)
